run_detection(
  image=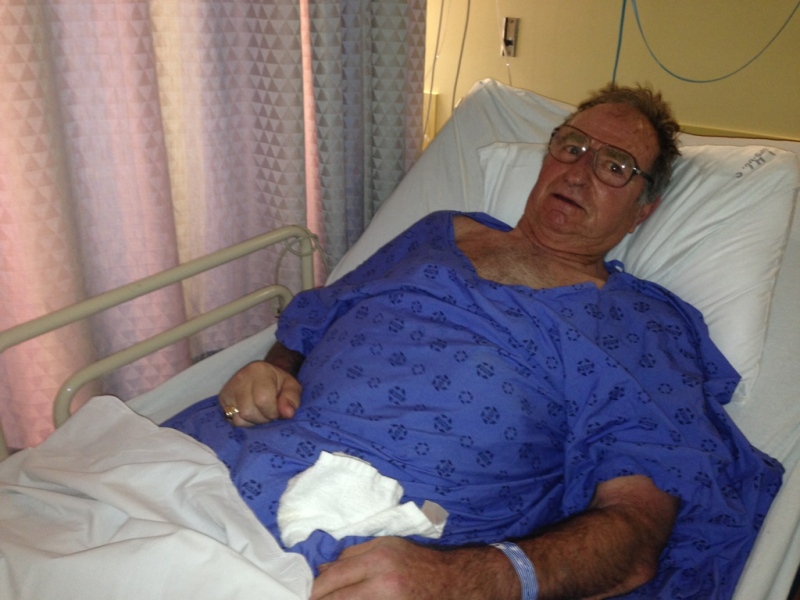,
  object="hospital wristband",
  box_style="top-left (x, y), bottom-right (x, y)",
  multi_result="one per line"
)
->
top-left (491, 541), bottom-right (539, 600)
